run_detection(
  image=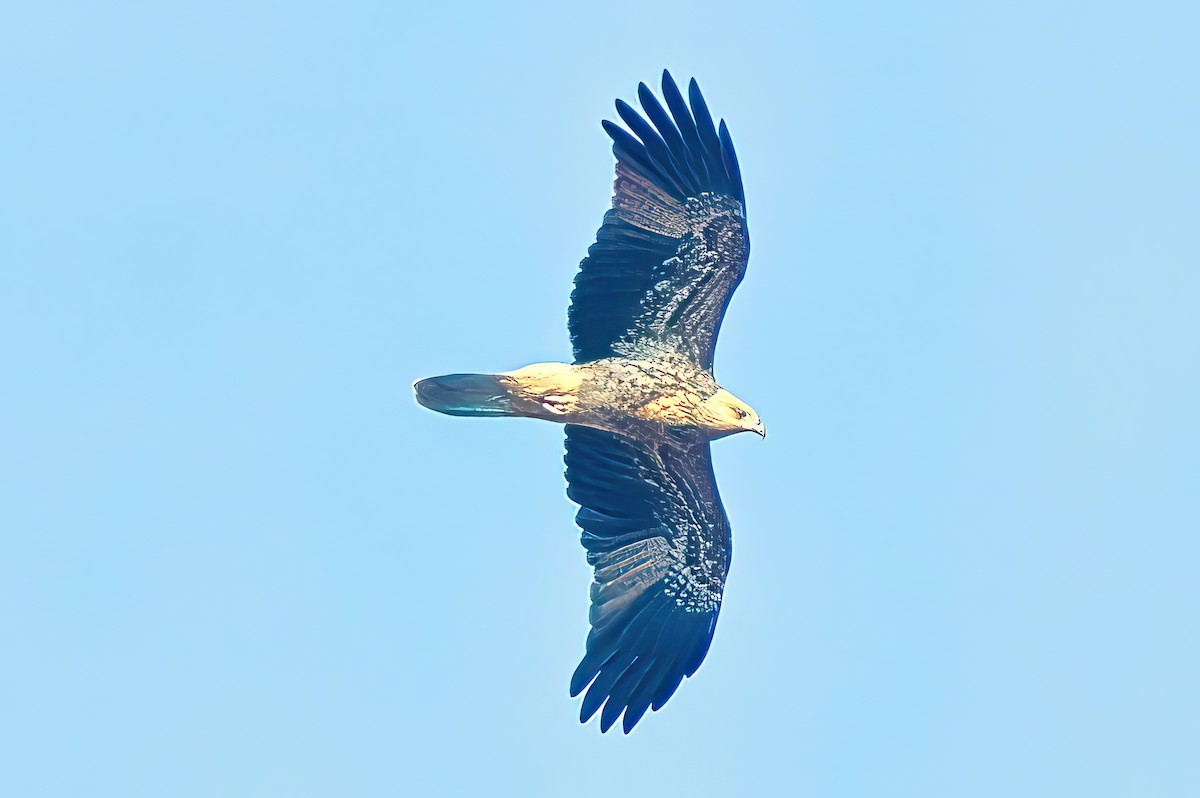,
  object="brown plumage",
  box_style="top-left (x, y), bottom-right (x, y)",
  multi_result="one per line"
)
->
top-left (414, 71), bottom-right (762, 733)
